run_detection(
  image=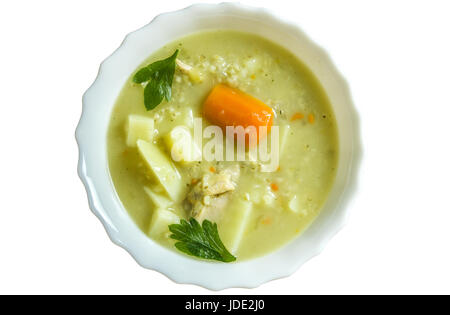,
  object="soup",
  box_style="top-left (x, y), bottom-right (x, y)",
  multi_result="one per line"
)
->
top-left (107, 31), bottom-right (338, 261)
